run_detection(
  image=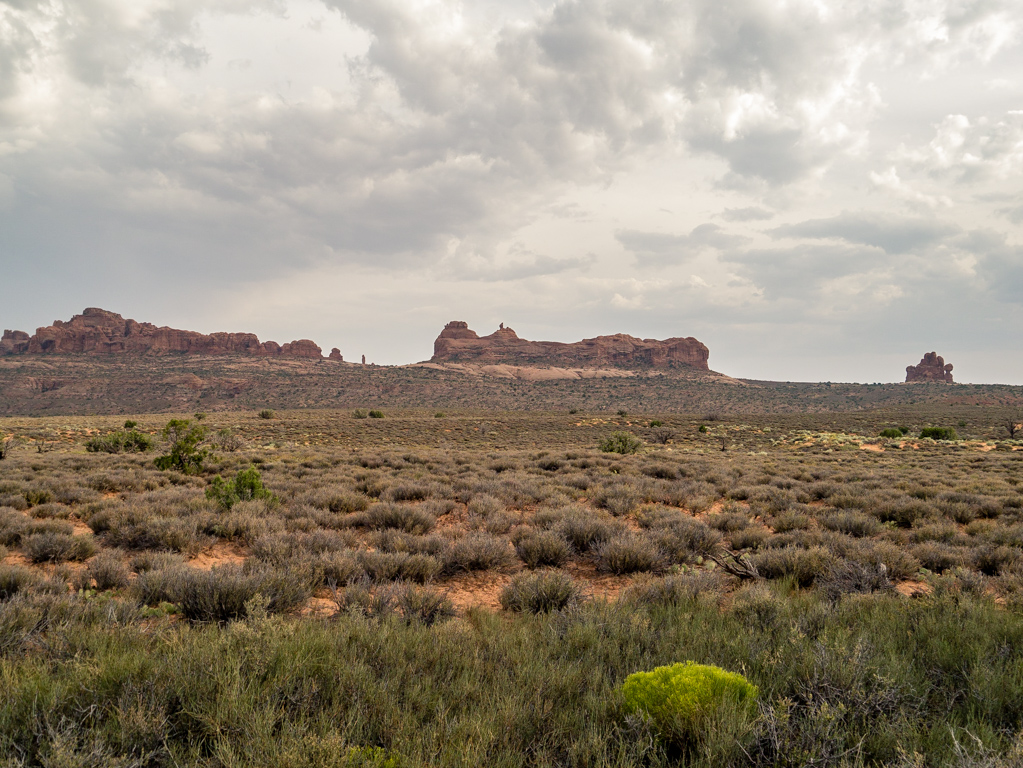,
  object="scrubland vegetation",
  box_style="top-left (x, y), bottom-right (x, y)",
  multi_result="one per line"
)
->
top-left (2, 407), bottom-right (1023, 766)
